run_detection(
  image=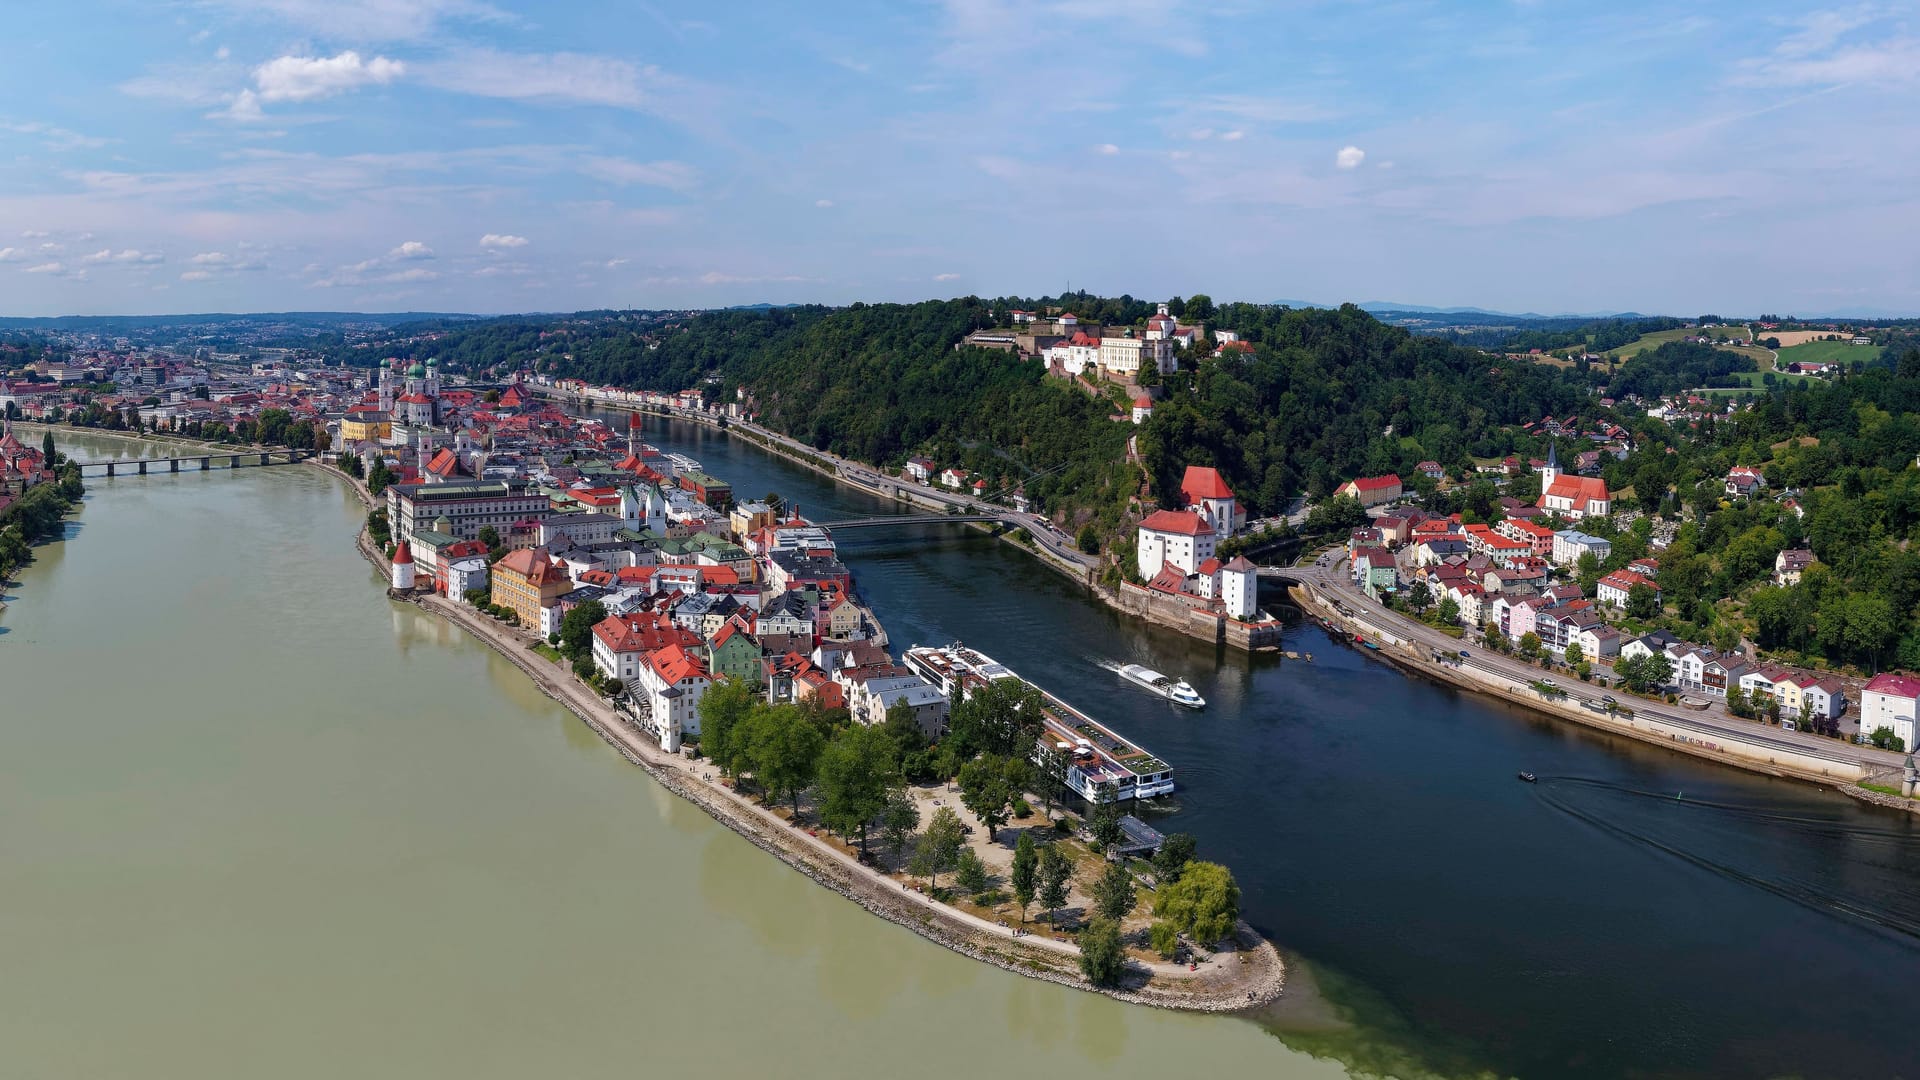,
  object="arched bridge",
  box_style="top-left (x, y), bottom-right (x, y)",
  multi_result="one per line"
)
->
top-left (816, 514), bottom-right (1004, 530)
top-left (72, 449), bottom-right (318, 476)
